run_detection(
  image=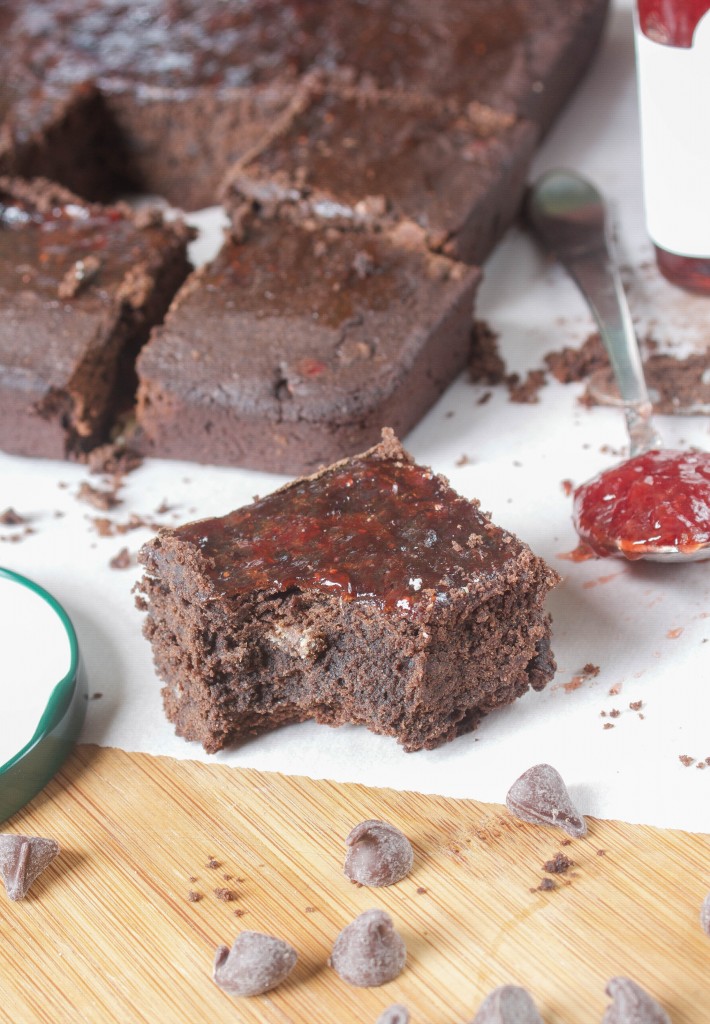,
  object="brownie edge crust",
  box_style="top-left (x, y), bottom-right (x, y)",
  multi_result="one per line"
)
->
top-left (136, 431), bottom-right (560, 753)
